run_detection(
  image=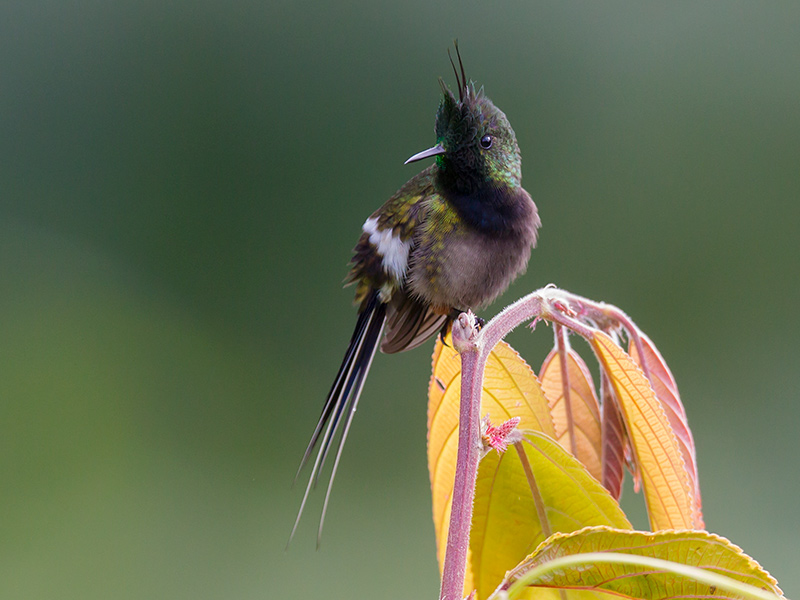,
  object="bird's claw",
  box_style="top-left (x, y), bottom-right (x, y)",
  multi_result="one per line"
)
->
top-left (438, 321), bottom-right (451, 347)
